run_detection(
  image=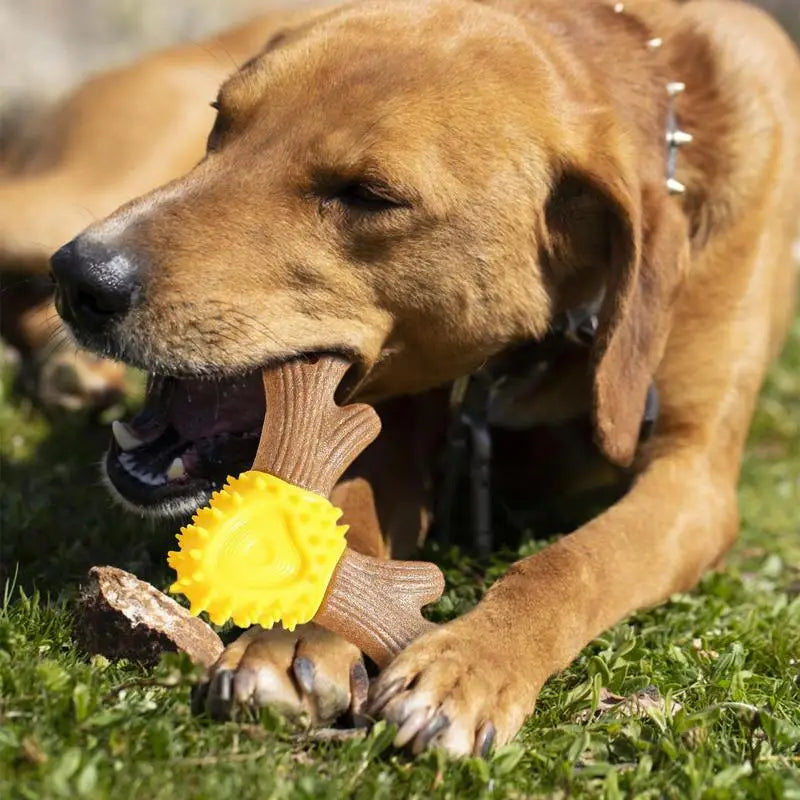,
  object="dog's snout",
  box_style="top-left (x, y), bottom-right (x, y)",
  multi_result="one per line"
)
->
top-left (51, 238), bottom-right (140, 332)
